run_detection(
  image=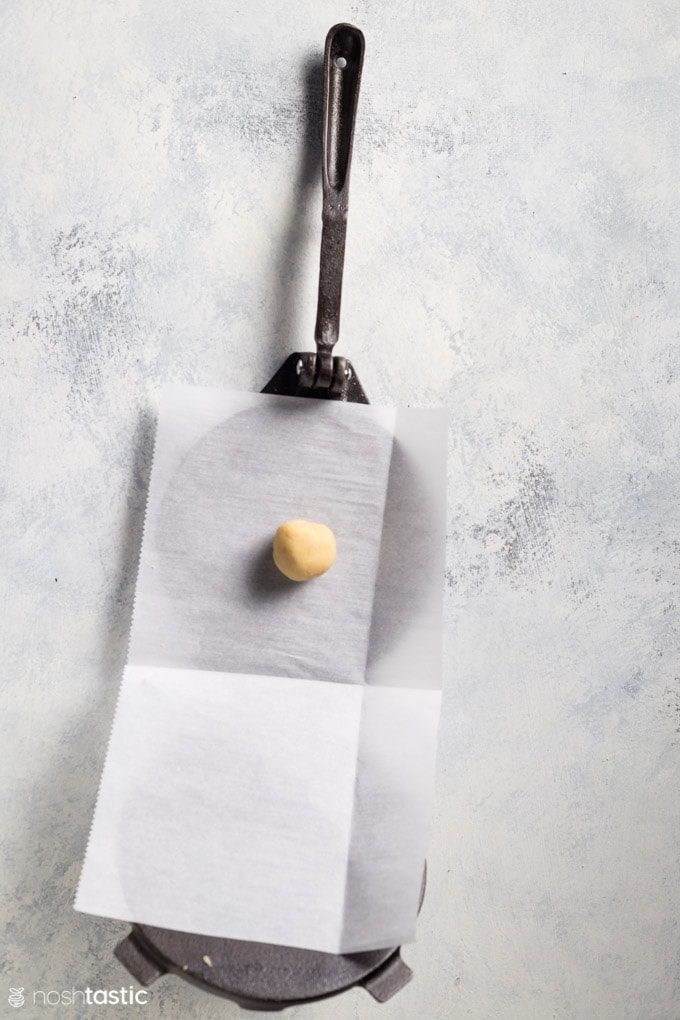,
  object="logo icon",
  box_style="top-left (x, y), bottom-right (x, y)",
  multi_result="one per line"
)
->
top-left (8, 988), bottom-right (25, 1008)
